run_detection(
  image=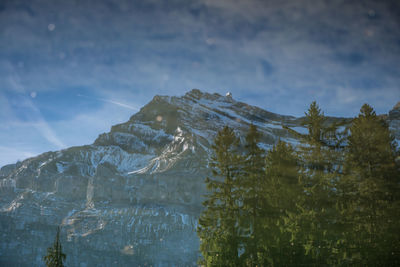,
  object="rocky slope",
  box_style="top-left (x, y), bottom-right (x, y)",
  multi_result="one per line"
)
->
top-left (0, 89), bottom-right (399, 266)
top-left (389, 101), bottom-right (400, 141)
